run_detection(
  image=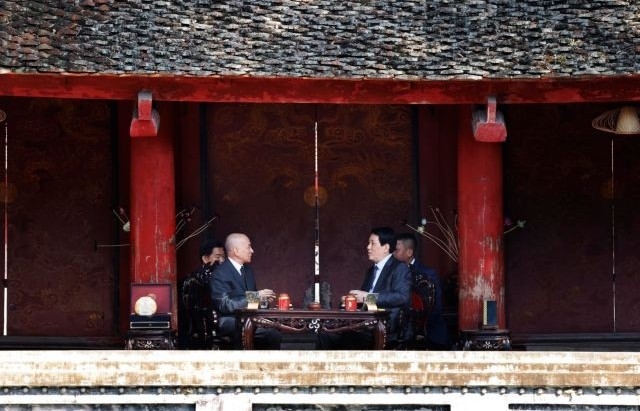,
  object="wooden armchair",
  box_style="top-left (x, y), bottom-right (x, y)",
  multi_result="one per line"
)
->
top-left (180, 264), bottom-right (232, 350)
top-left (396, 272), bottom-right (437, 349)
